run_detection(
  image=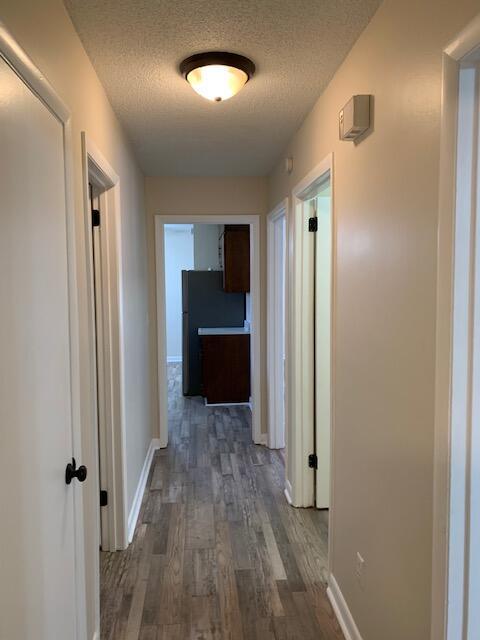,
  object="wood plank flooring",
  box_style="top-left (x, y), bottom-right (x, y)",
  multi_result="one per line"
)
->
top-left (100, 363), bottom-right (343, 640)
